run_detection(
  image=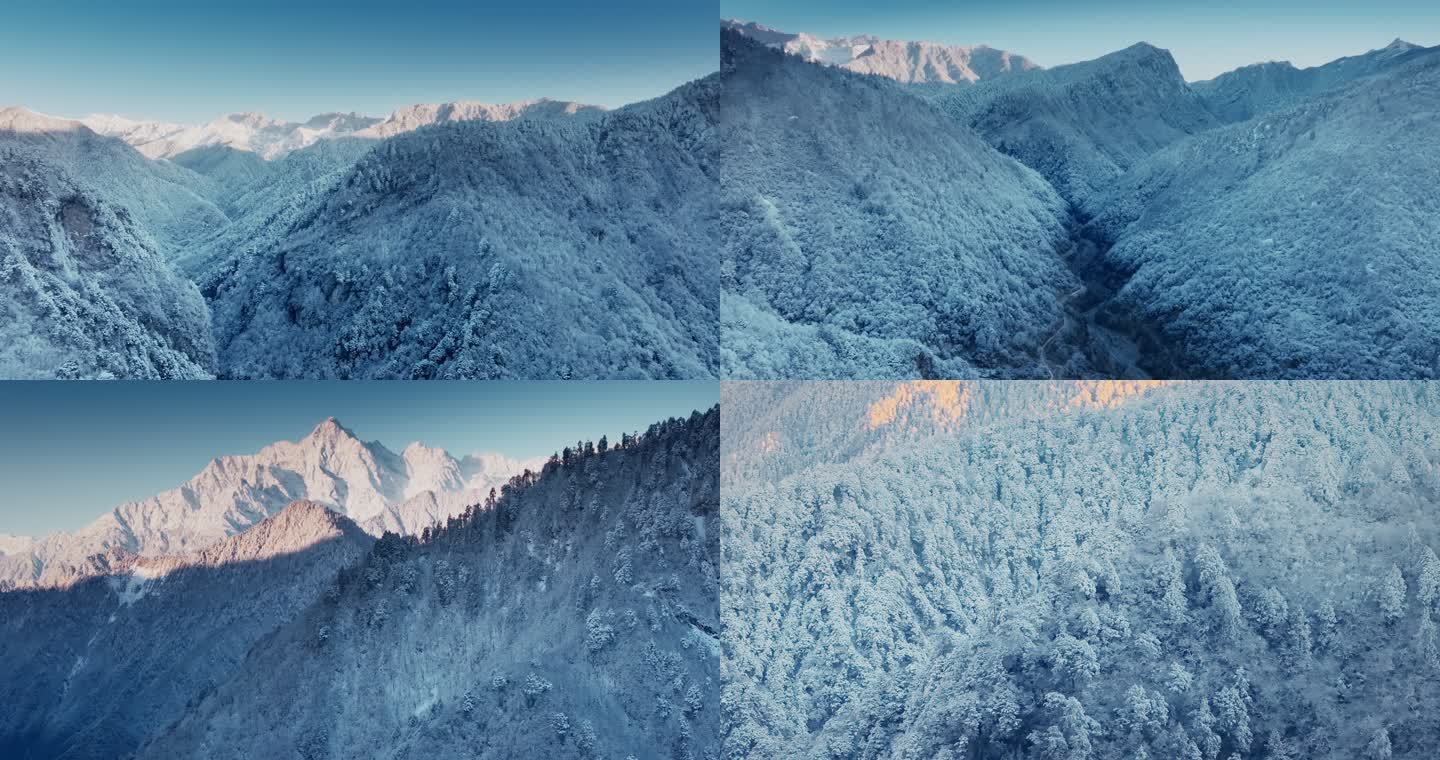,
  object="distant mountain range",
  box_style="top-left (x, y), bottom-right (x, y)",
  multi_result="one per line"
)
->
top-left (76, 98), bottom-right (606, 160)
top-left (722, 19), bottom-right (1040, 84)
top-left (0, 418), bottom-right (540, 589)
